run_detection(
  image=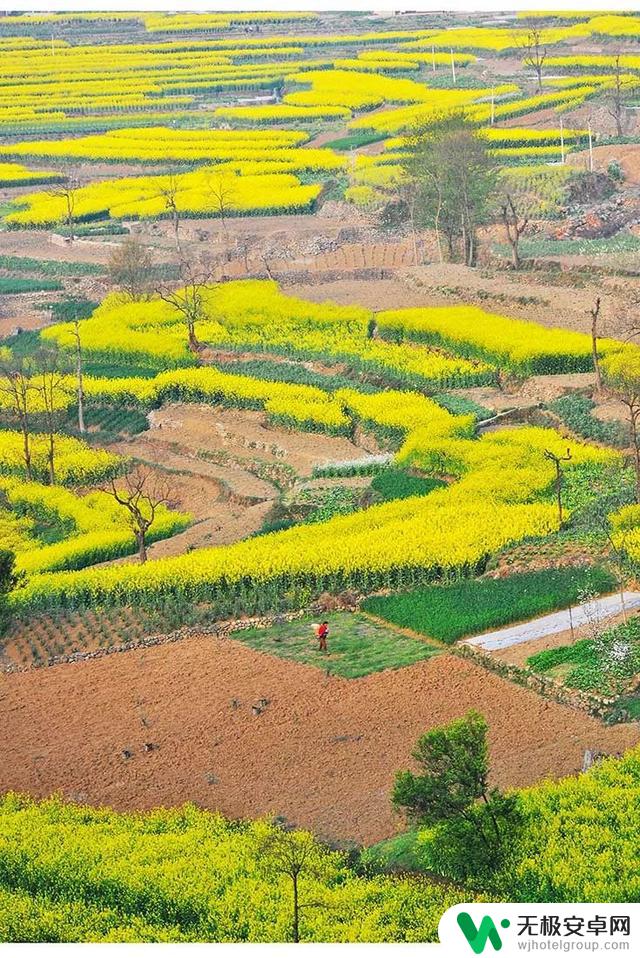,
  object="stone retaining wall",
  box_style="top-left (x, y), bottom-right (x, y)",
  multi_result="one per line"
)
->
top-left (454, 643), bottom-right (616, 721)
top-left (2, 608), bottom-right (312, 675)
